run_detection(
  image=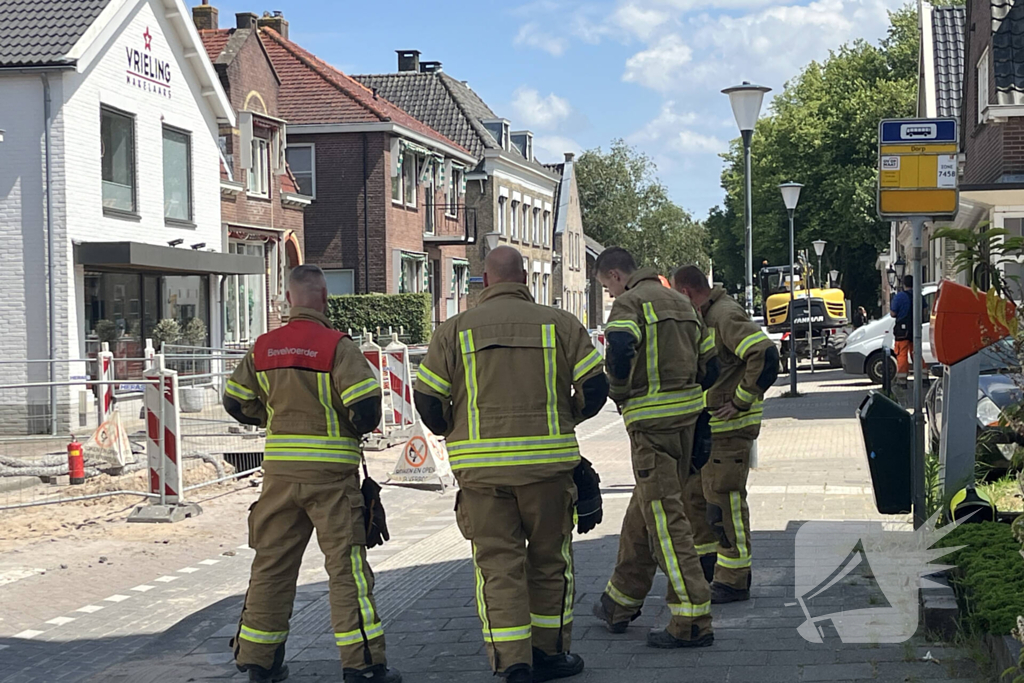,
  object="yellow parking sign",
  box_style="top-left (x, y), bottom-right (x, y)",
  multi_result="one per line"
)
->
top-left (877, 118), bottom-right (958, 219)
